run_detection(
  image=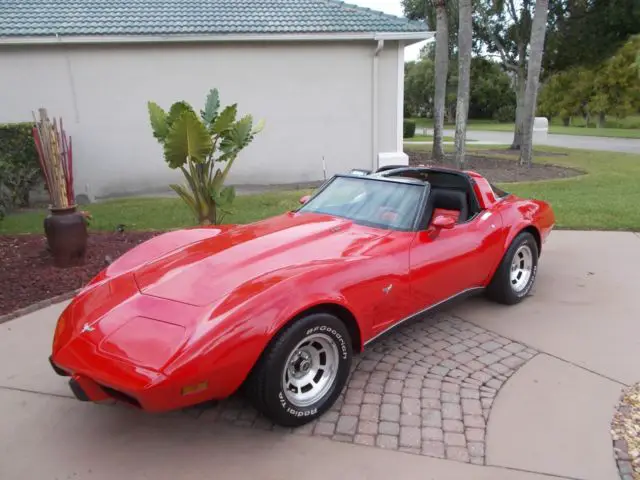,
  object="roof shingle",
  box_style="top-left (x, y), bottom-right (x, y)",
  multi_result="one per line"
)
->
top-left (0, 0), bottom-right (428, 37)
